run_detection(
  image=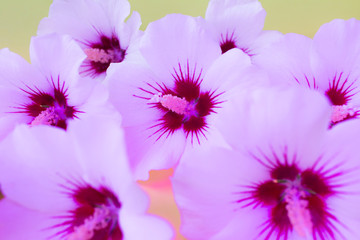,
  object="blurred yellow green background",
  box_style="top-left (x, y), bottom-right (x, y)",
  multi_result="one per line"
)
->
top-left (0, 0), bottom-right (359, 239)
